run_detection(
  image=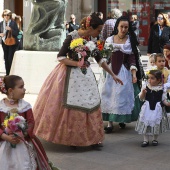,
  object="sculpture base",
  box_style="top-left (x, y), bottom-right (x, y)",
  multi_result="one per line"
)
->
top-left (10, 50), bottom-right (58, 94)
